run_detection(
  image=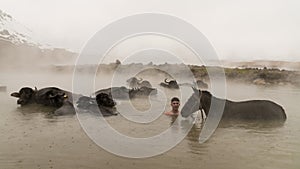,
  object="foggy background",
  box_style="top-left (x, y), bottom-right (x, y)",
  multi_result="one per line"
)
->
top-left (1, 0), bottom-right (300, 62)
